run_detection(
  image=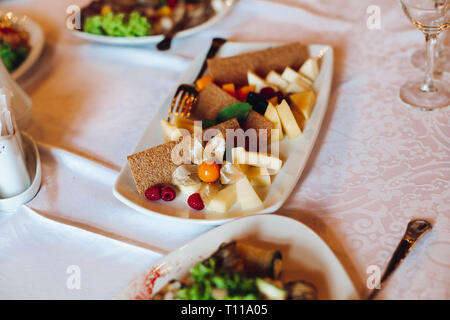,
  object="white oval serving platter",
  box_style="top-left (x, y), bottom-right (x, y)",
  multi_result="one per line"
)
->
top-left (113, 41), bottom-right (334, 225)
